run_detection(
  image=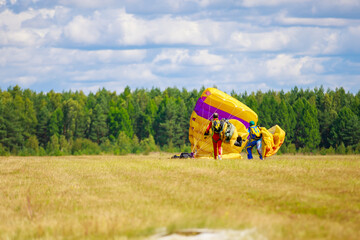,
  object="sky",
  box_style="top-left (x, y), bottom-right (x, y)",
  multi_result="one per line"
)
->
top-left (1, 0), bottom-right (360, 94)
